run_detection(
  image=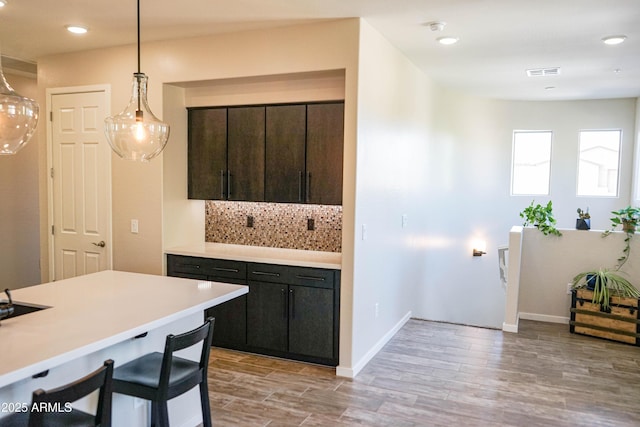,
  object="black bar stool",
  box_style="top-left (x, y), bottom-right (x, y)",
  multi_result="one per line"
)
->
top-left (112, 317), bottom-right (215, 427)
top-left (0, 359), bottom-right (114, 427)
